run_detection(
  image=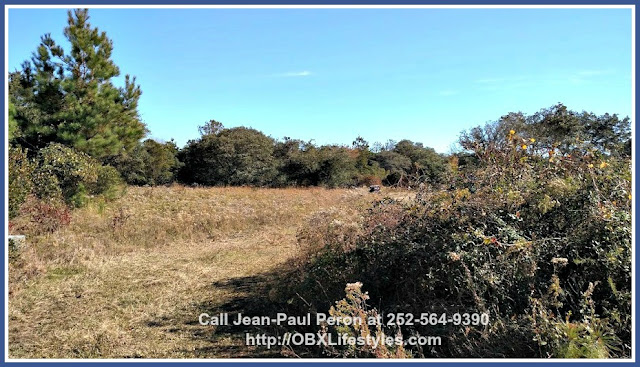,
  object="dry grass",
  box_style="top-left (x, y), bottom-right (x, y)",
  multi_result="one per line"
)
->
top-left (8, 185), bottom-right (380, 358)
